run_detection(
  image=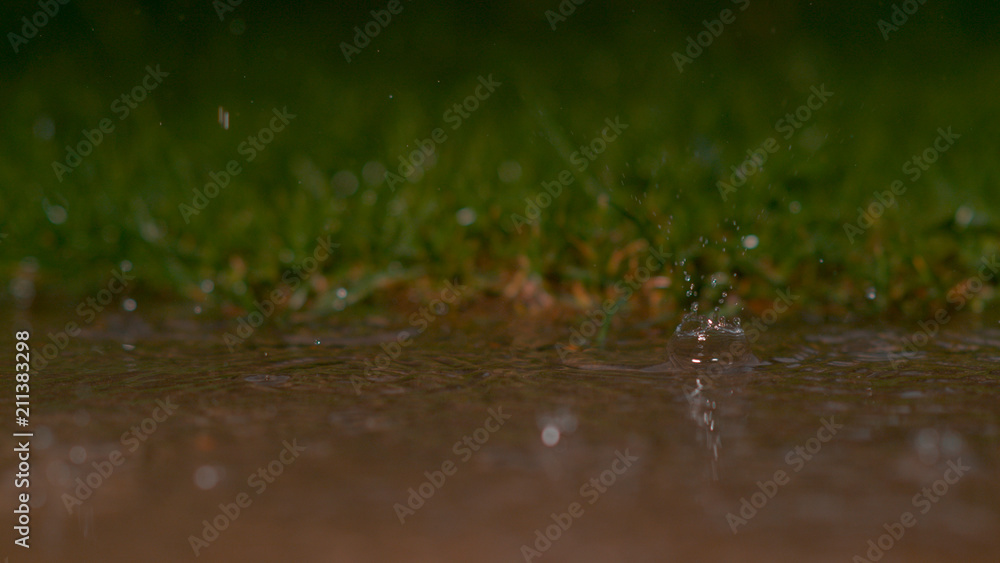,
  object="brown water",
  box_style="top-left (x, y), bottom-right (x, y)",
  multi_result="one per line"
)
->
top-left (3, 306), bottom-right (999, 563)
